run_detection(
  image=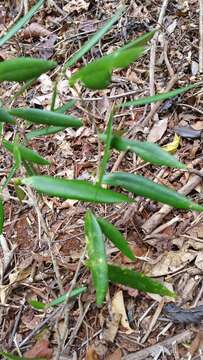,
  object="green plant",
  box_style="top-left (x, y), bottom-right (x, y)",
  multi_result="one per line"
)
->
top-left (0, 9), bottom-right (202, 312)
